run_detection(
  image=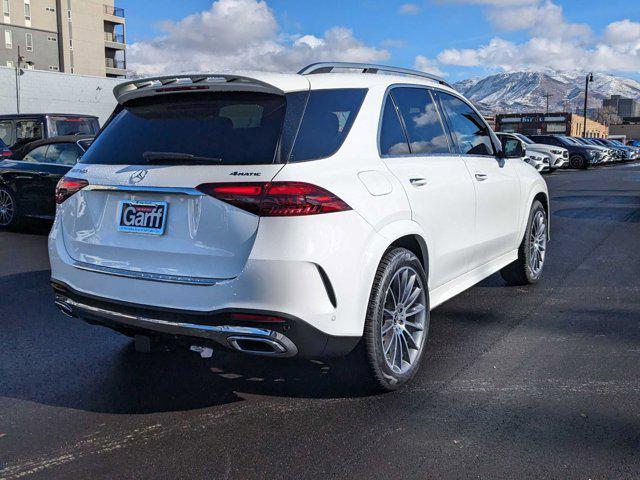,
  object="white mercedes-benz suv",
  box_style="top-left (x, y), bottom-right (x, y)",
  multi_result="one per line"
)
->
top-left (50, 63), bottom-right (549, 391)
